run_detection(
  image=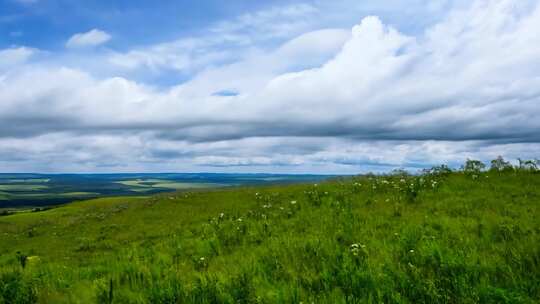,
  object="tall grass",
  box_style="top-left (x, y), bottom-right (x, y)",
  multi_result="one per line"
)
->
top-left (0, 167), bottom-right (539, 303)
